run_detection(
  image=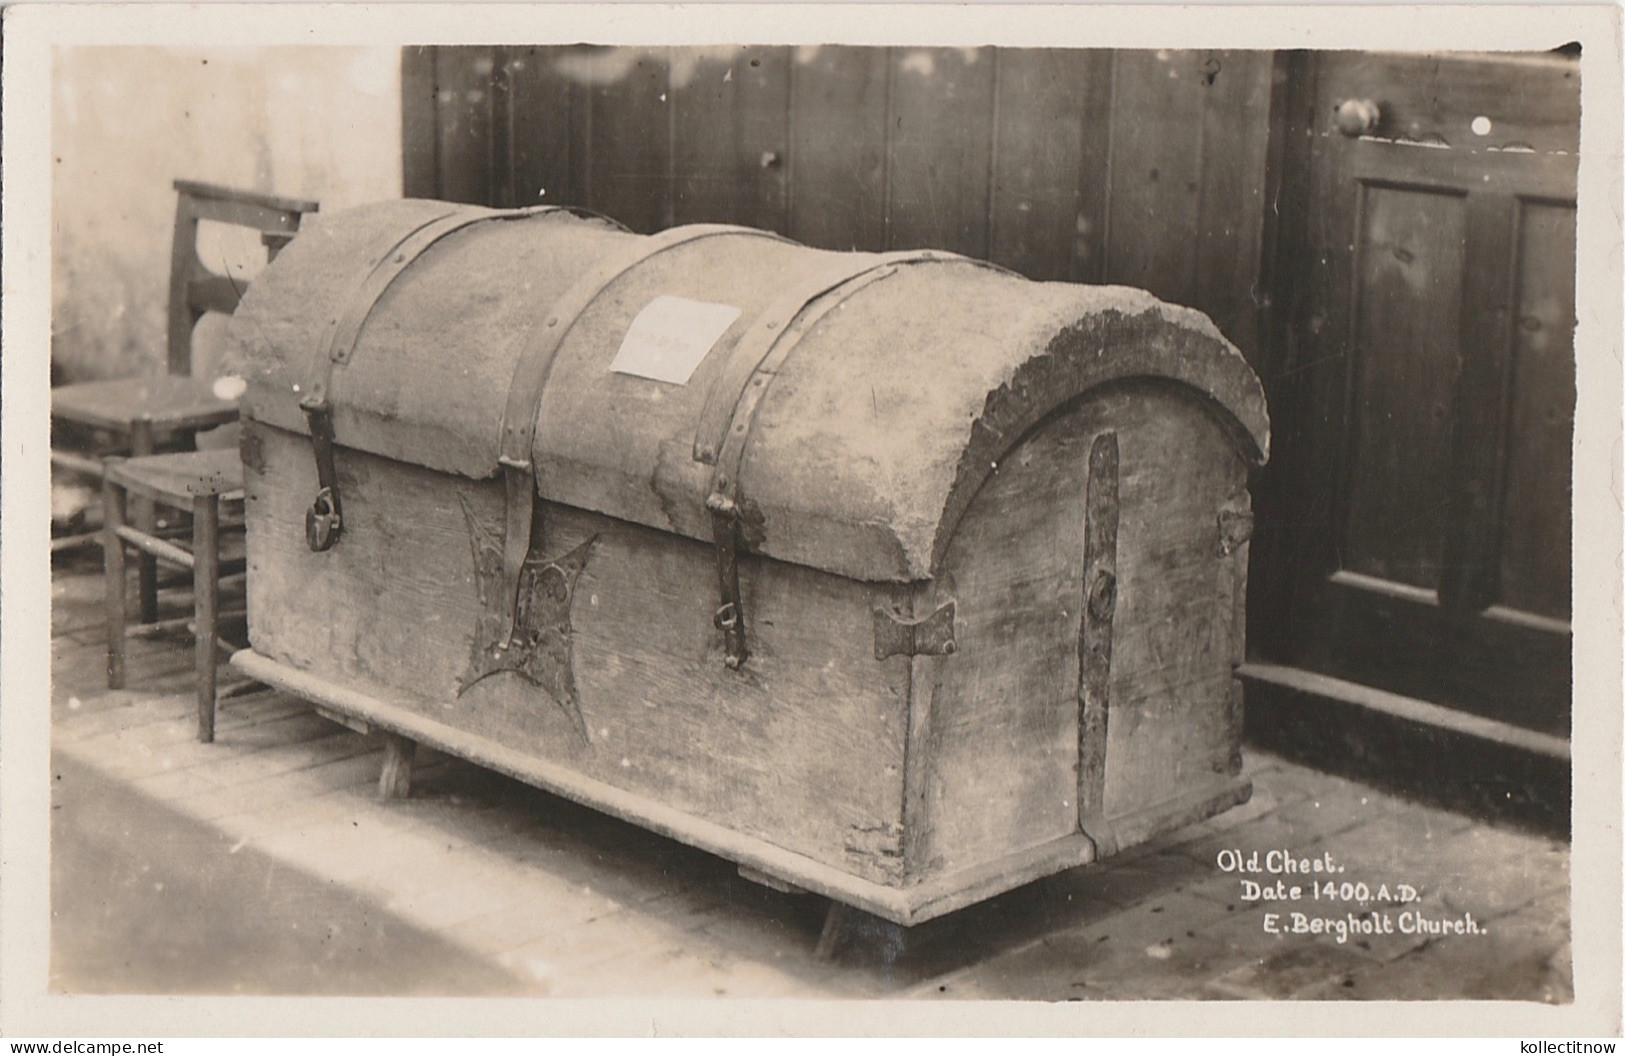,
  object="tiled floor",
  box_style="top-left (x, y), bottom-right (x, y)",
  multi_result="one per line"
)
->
top-left (46, 561), bottom-right (1574, 1002)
